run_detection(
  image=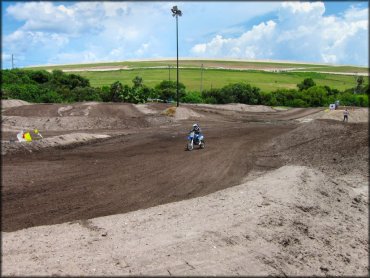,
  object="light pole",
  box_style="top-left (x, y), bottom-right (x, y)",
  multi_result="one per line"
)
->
top-left (171, 6), bottom-right (182, 107)
top-left (200, 63), bottom-right (204, 94)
